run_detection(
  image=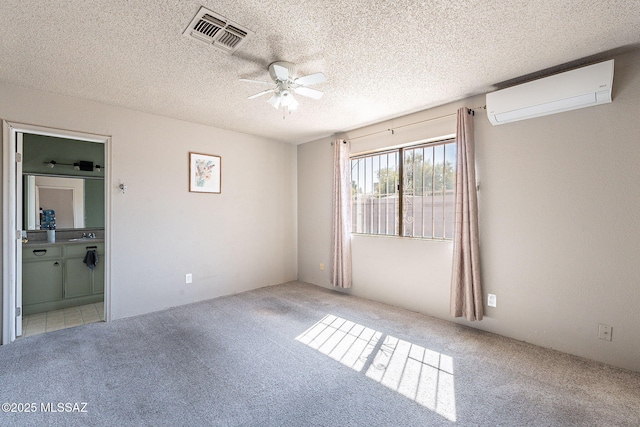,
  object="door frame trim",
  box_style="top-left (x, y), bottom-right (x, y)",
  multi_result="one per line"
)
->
top-left (2, 121), bottom-right (112, 344)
